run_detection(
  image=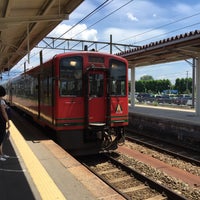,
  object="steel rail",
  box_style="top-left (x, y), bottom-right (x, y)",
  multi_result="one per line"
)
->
top-left (79, 154), bottom-right (188, 200)
top-left (125, 129), bottom-right (200, 166)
